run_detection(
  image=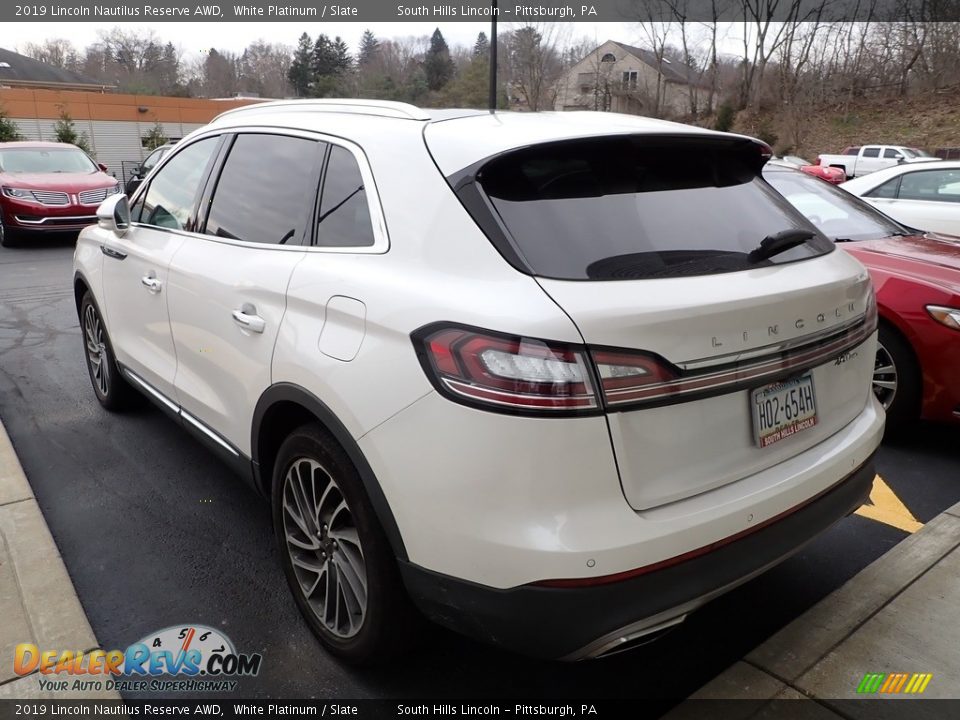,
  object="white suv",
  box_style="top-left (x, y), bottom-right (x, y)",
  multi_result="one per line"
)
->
top-left (74, 100), bottom-right (884, 663)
